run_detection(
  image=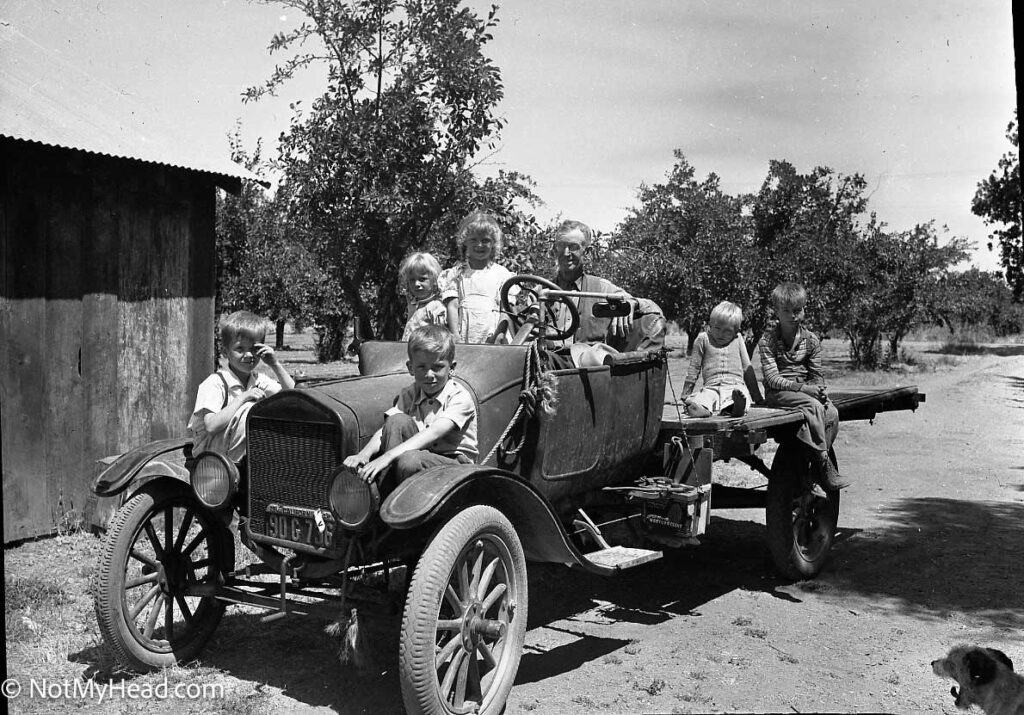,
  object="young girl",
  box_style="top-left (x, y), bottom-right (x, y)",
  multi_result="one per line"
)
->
top-left (438, 211), bottom-right (519, 344)
top-left (400, 252), bottom-right (459, 341)
top-left (681, 301), bottom-right (762, 418)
